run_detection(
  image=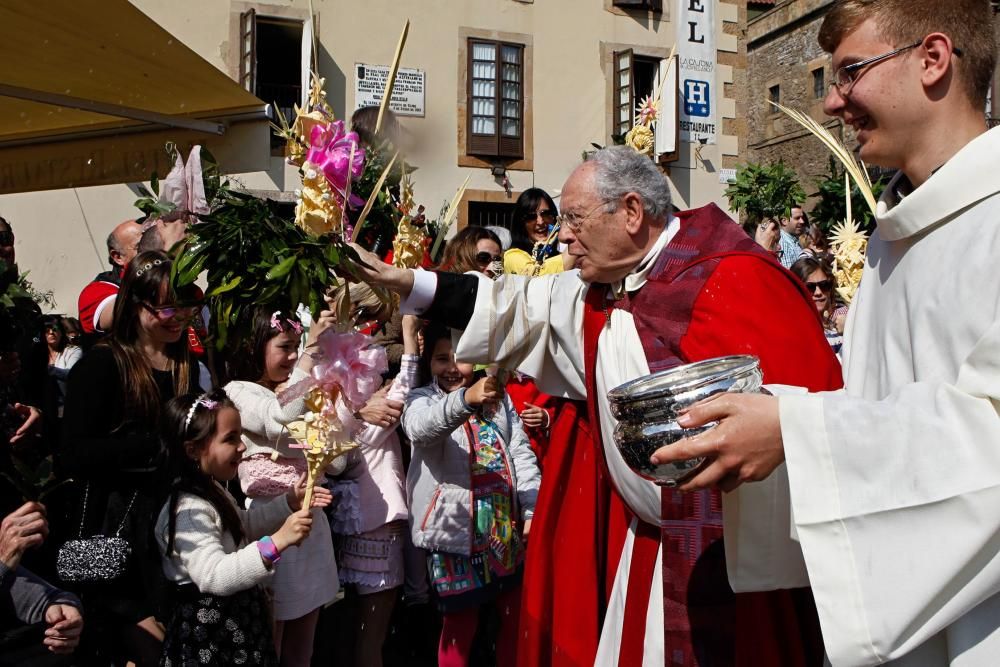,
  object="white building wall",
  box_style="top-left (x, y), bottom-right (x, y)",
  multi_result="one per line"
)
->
top-left (2, 0), bottom-right (740, 313)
